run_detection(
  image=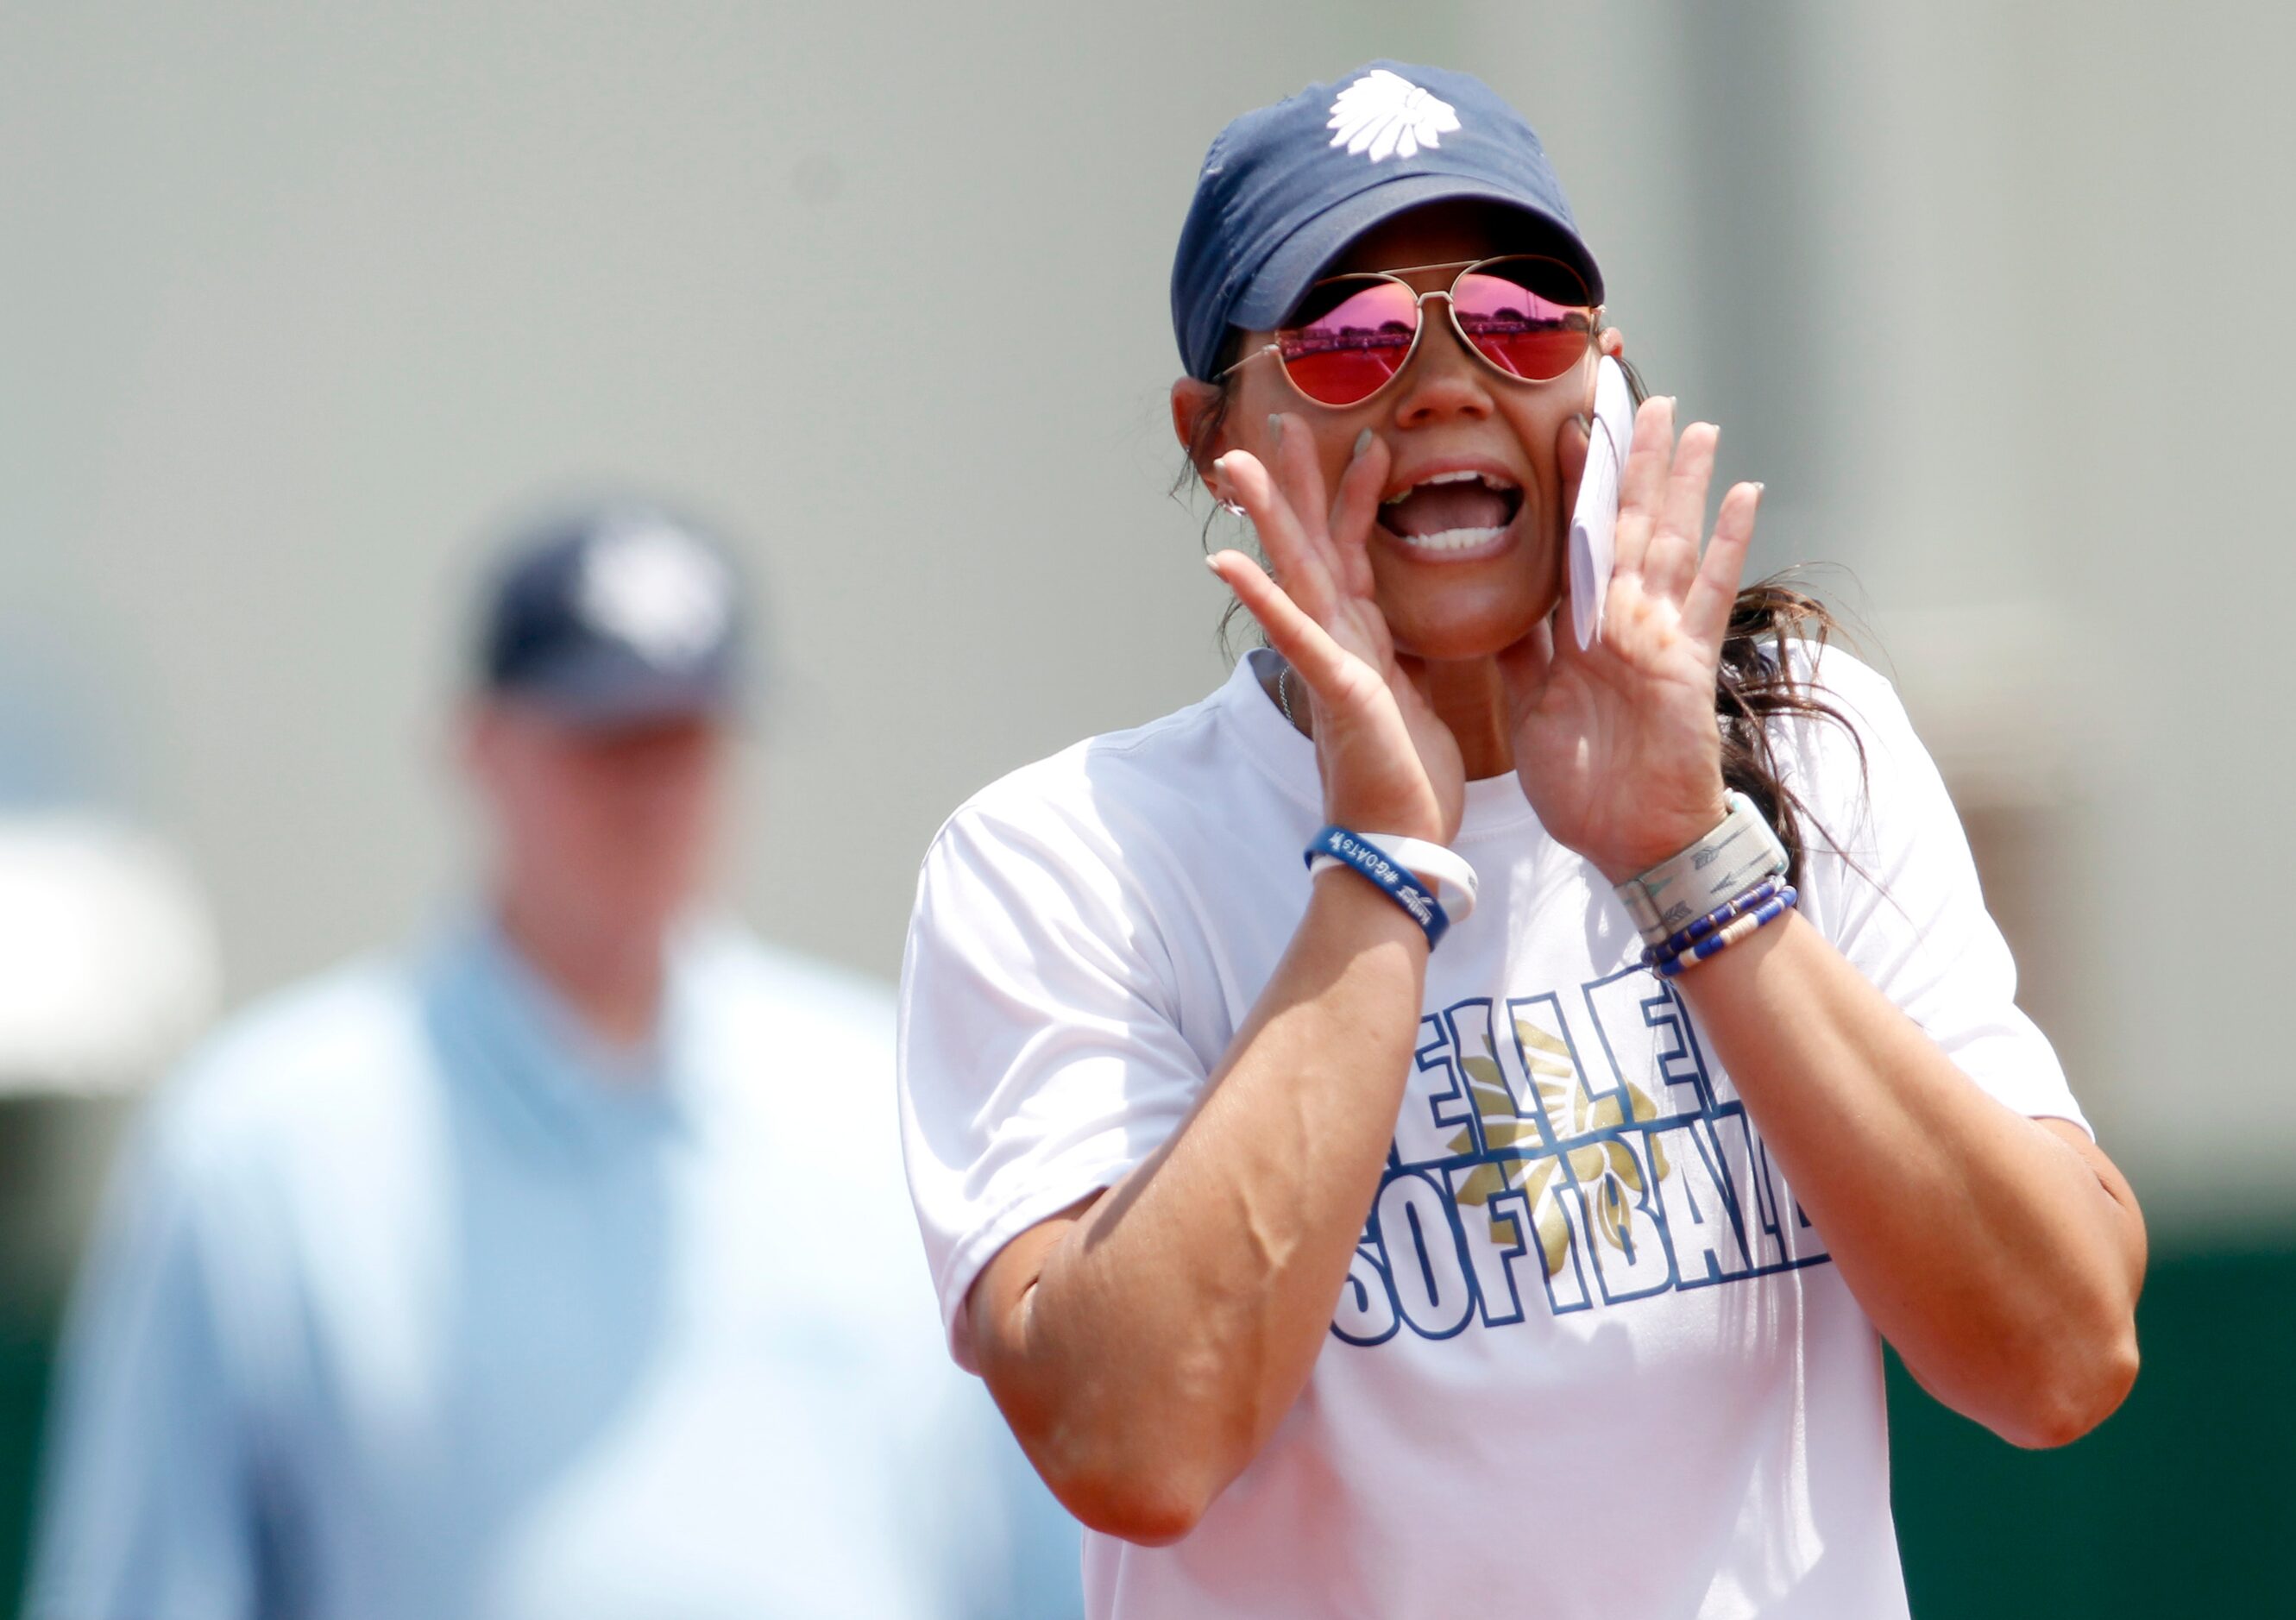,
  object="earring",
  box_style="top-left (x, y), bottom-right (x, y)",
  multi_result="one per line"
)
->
top-left (1218, 499), bottom-right (1247, 518)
